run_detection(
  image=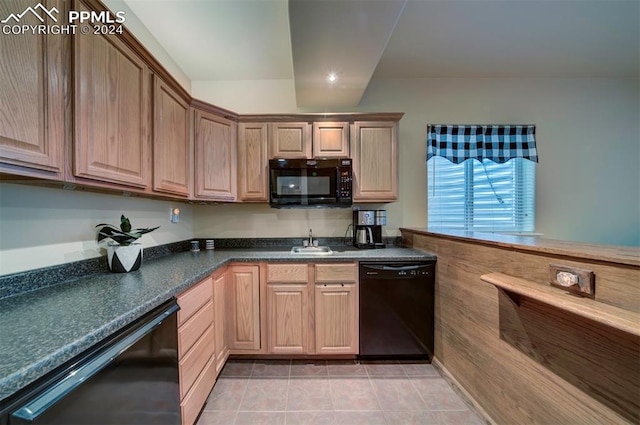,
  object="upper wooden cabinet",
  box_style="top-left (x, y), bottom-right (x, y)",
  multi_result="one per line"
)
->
top-left (0, 0), bottom-right (65, 179)
top-left (313, 122), bottom-right (349, 158)
top-left (238, 123), bottom-right (268, 201)
top-left (73, 1), bottom-right (151, 188)
top-left (351, 121), bottom-right (398, 202)
top-left (153, 76), bottom-right (190, 197)
top-left (193, 107), bottom-right (237, 201)
top-left (269, 122), bottom-right (311, 159)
